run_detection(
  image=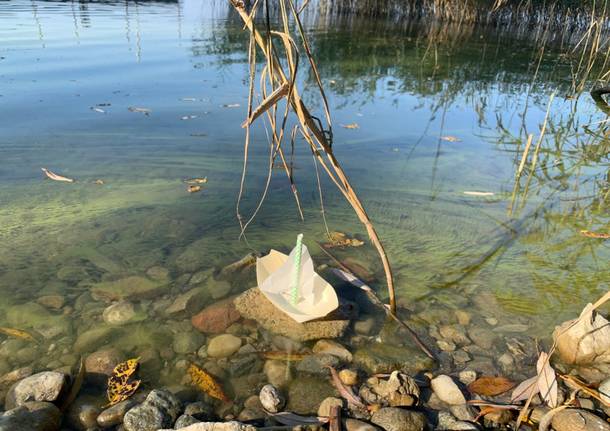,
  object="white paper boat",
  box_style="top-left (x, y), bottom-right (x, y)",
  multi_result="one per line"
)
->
top-left (256, 240), bottom-right (339, 323)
